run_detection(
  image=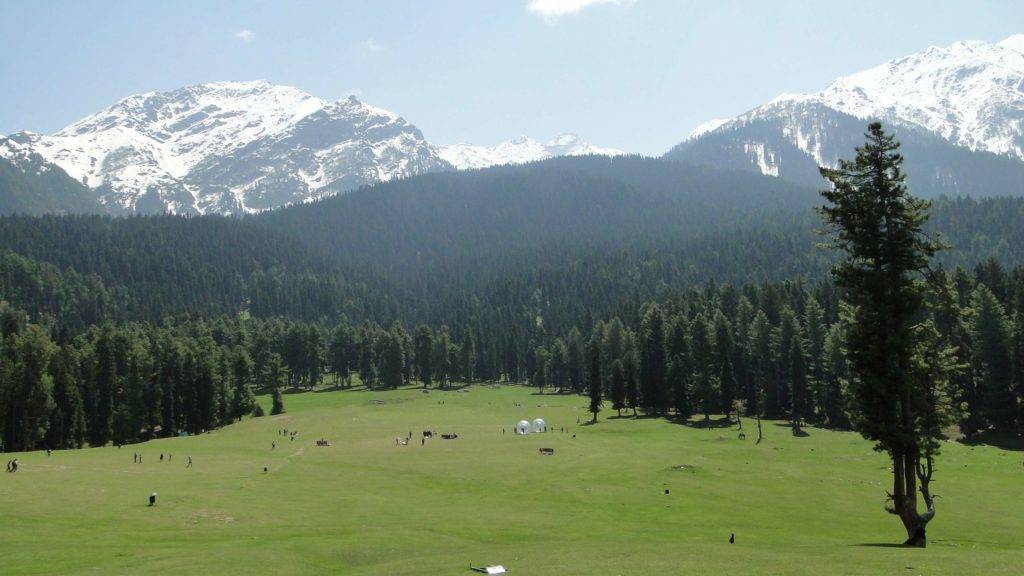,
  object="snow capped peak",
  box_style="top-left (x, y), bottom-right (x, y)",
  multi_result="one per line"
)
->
top-left (7, 81), bottom-right (449, 214)
top-left (510, 134), bottom-right (536, 145)
top-left (999, 33), bottom-right (1024, 54)
top-left (692, 34), bottom-right (1024, 162)
top-left (438, 133), bottom-right (623, 170)
top-left (7, 80), bottom-right (626, 212)
top-left (687, 118), bottom-right (729, 140)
